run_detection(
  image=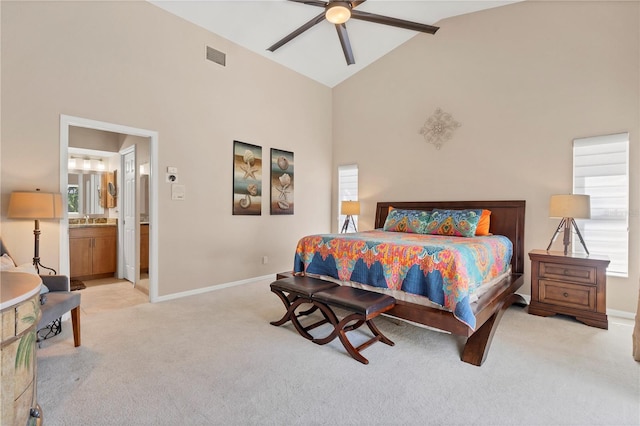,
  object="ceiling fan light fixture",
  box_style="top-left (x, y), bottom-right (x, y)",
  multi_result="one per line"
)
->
top-left (326, 2), bottom-right (351, 24)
